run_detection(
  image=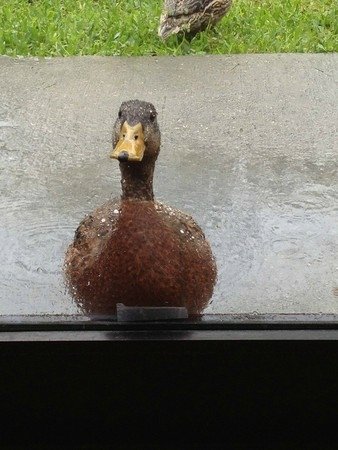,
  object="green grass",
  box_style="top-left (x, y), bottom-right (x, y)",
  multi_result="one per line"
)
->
top-left (0, 0), bottom-right (337, 56)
